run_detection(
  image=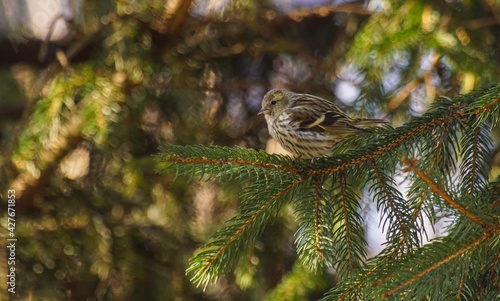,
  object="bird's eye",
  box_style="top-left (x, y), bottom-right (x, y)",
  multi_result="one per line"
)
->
top-left (271, 100), bottom-right (277, 105)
